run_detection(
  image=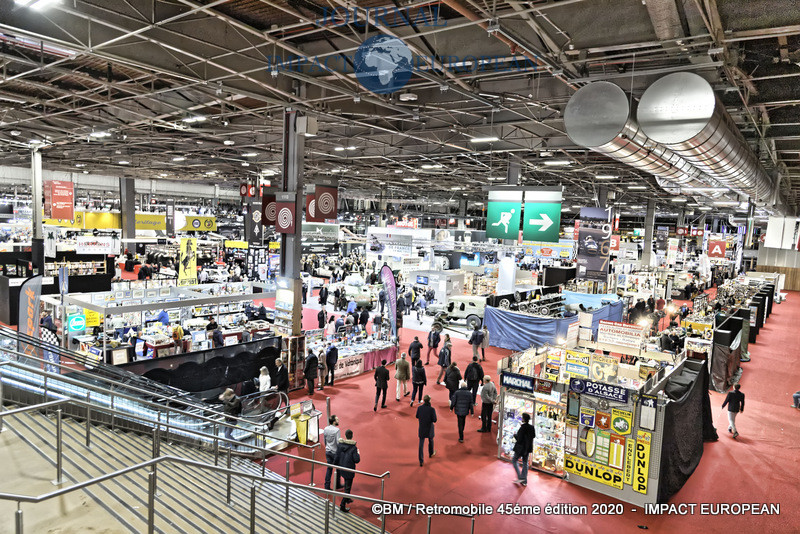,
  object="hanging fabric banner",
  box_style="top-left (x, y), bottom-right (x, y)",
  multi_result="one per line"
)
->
top-left (263, 195), bottom-right (276, 227)
top-left (380, 264), bottom-right (398, 340)
top-left (306, 193), bottom-right (324, 223)
top-left (178, 238), bottom-right (197, 286)
top-left (315, 178), bottom-right (339, 220)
